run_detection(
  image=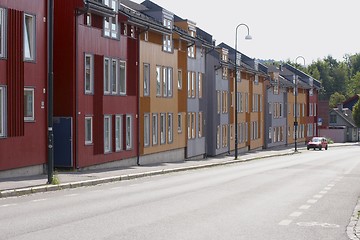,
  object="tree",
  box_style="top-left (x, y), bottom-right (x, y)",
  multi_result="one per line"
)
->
top-left (346, 72), bottom-right (360, 96)
top-left (353, 100), bottom-right (360, 128)
top-left (329, 92), bottom-right (346, 108)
